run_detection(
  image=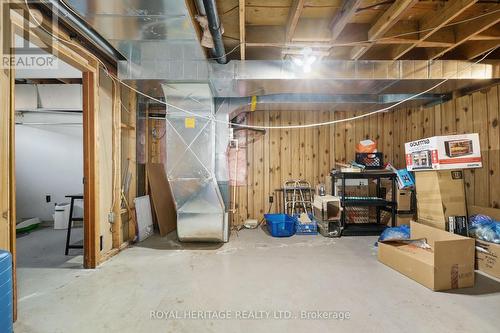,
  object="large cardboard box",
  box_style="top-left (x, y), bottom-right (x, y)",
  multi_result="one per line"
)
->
top-left (378, 221), bottom-right (475, 291)
top-left (415, 170), bottom-right (466, 230)
top-left (405, 133), bottom-right (481, 171)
